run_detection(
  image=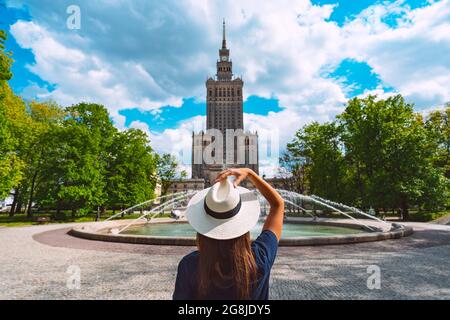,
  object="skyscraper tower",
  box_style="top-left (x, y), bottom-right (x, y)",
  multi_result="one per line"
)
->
top-left (206, 19), bottom-right (244, 132)
top-left (192, 20), bottom-right (258, 185)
